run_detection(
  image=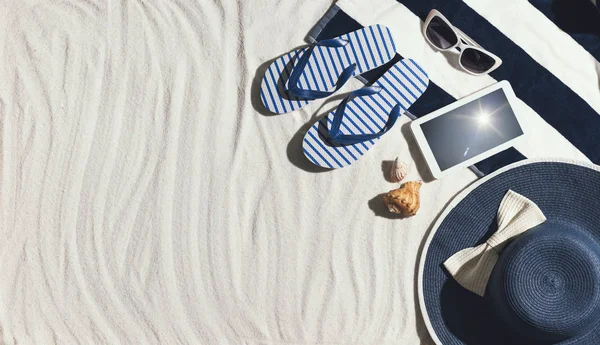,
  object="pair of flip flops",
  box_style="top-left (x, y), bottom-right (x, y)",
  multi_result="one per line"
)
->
top-left (260, 25), bottom-right (429, 169)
